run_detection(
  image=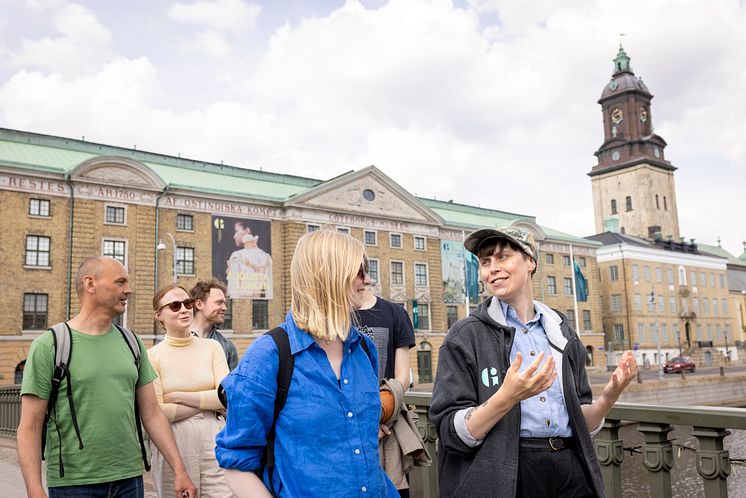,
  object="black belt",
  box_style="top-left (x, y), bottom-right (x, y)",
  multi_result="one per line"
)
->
top-left (519, 437), bottom-right (575, 451)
